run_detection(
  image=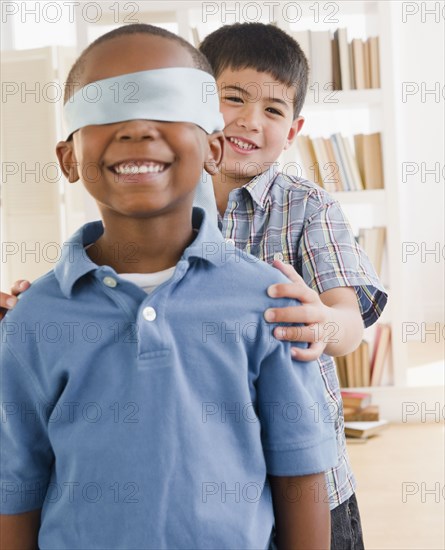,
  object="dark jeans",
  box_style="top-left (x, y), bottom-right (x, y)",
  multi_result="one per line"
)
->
top-left (269, 493), bottom-right (365, 550)
top-left (331, 493), bottom-right (365, 549)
